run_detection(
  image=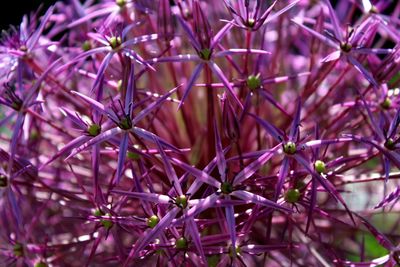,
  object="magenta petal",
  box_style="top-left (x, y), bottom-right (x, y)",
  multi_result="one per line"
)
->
top-left (208, 61), bottom-right (243, 109)
top-left (210, 21), bottom-right (234, 49)
top-left (115, 133), bottom-right (129, 184)
top-left (231, 190), bottom-right (291, 212)
top-left (233, 144), bottom-right (280, 186)
top-left (66, 127), bottom-right (122, 160)
top-left (321, 0), bottom-right (343, 42)
top-left (111, 190), bottom-right (171, 204)
top-left (132, 85), bottom-right (179, 124)
top-left (171, 158), bottom-right (221, 189)
top-left (154, 136), bottom-right (183, 196)
top-left (177, 63), bottom-right (204, 109)
top-left (70, 91), bottom-right (106, 114)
